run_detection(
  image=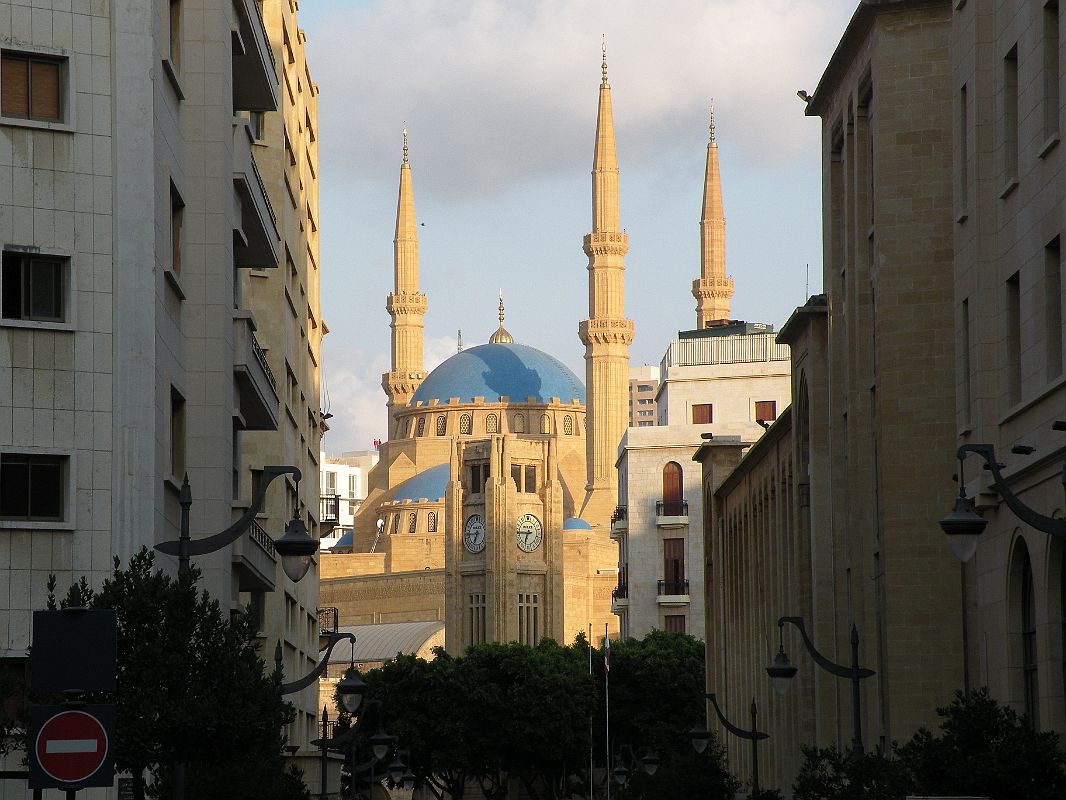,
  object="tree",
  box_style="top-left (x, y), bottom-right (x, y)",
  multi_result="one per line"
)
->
top-left (897, 687), bottom-right (1066, 800)
top-left (49, 548), bottom-right (309, 800)
top-left (792, 745), bottom-right (912, 800)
